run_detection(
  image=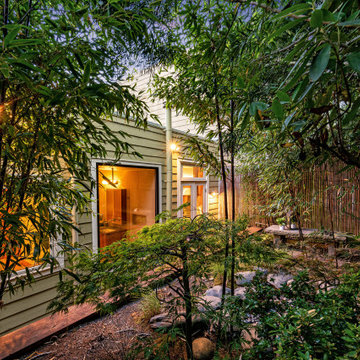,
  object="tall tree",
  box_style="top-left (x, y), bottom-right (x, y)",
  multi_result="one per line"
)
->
top-left (152, 0), bottom-right (261, 314)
